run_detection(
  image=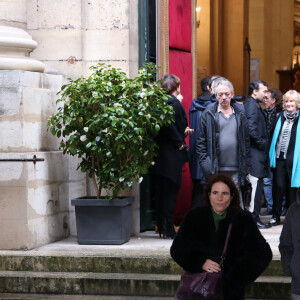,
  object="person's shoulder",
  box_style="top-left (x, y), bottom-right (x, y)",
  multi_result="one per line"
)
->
top-left (232, 103), bottom-right (245, 114)
top-left (185, 206), bottom-right (210, 221)
top-left (167, 94), bottom-right (178, 105)
top-left (231, 209), bottom-right (255, 226)
top-left (285, 202), bottom-right (300, 219)
top-left (167, 95), bottom-right (183, 110)
top-left (203, 101), bottom-right (217, 113)
top-left (244, 96), bottom-right (255, 105)
top-left (244, 96), bottom-right (253, 101)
